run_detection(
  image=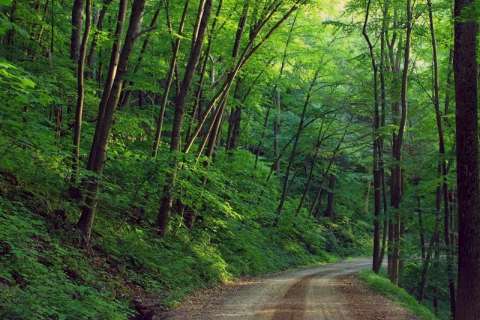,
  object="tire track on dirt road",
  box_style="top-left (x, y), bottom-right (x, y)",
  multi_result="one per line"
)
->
top-left (161, 258), bottom-right (416, 320)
